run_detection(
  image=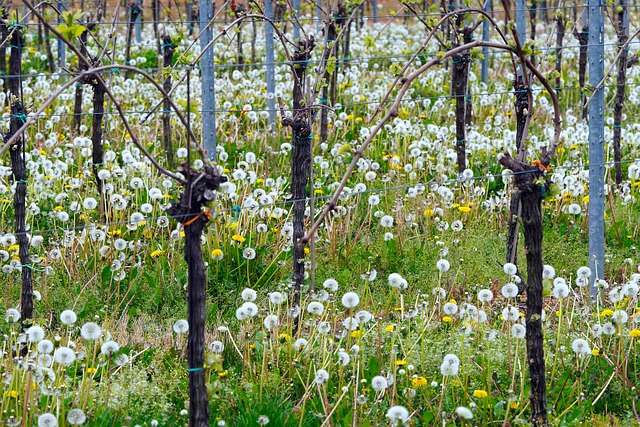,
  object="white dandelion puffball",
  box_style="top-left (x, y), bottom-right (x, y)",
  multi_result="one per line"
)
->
top-left (371, 375), bottom-right (388, 392)
top-left (38, 339), bottom-right (54, 354)
top-left (478, 289), bottom-right (493, 303)
top-left (263, 314), bottom-right (279, 330)
top-left (314, 369), bottom-right (329, 385)
top-left (542, 264), bottom-right (556, 279)
top-left (241, 288), bottom-right (257, 301)
top-left (38, 413), bottom-right (58, 427)
top-left (612, 310), bottom-right (629, 324)
top-left (455, 406), bottom-right (473, 420)
top-left (210, 340), bottom-right (224, 353)
top-left (341, 291), bottom-right (360, 308)
top-left (100, 340), bottom-right (120, 356)
top-left (502, 306), bottom-right (520, 322)
top-left (173, 319), bottom-right (189, 334)
top-left (436, 259), bottom-right (451, 273)
top-left (577, 266), bottom-right (591, 279)
top-left (511, 323), bottom-right (526, 339)
top-left (388, 273), bottom-right (408, 291)
top-left (386, 405), bottom-right (410, 423)
top-left (53, 346), bottom-right (76, 366)
top-left (571, 338), bottom-right (591, 355)
top-left (67, 408), bottom-right (87, 425)
top-left (443, 302), bottom-right (458, 315)
top-left (307, 301), bottom-right (324, 316)
top-left (27, 325), bottom-right (46, 342)
top-left (80, 322), bottom-right (102, 340)
top-left (501, 283), bottom-right (519, 298)
top-left (552, 282), bottom-right (570, 299)
top-left (5, 308), bottom-right (20, 323)
top-left (380, 215), bottom-right (394, 228)
top-left (503, 263), bottom-right (518, 276)
top-left (322, 278), bottom-right (339, 292)
top-left (440, 353), bottom-right (460, 376)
